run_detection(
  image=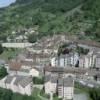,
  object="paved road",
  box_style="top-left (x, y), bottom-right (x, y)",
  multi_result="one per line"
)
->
top-left (74, 93), bottom-right (88, 100)
top-left (75, 78), bottom-right (100, 88)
